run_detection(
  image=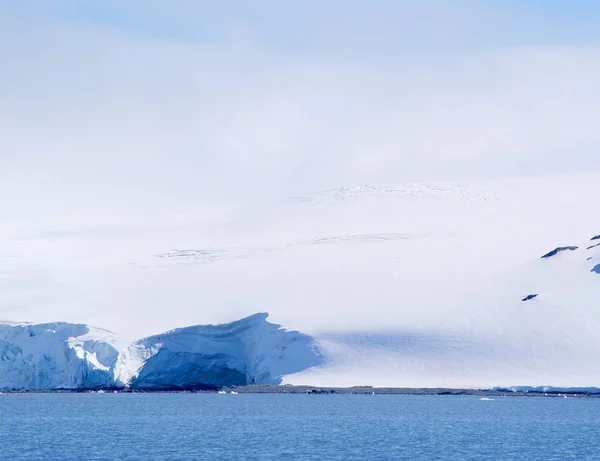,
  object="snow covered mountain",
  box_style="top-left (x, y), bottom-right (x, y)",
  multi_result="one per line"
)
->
top-left (5, 2), bottom-right (600, 393)
top-left (1, 176), bottom-right (600, 390)
top-left (1, 231), bottom-right (599, 391)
